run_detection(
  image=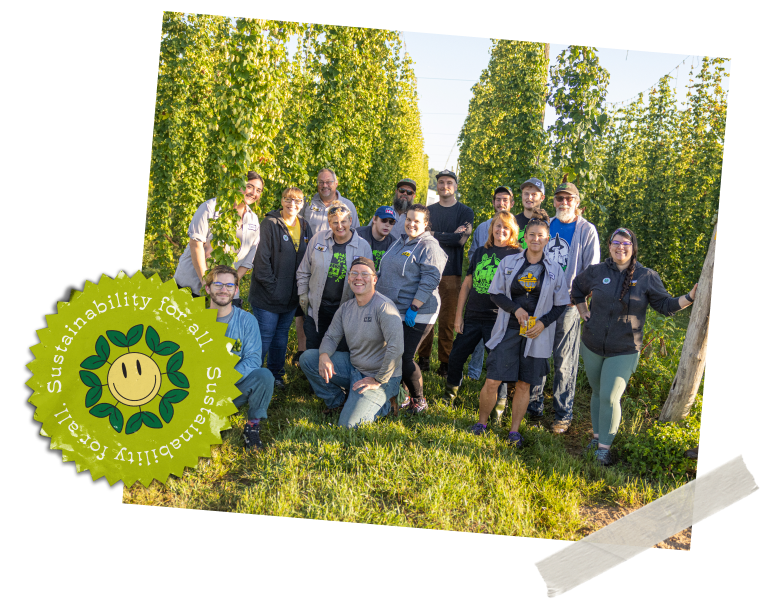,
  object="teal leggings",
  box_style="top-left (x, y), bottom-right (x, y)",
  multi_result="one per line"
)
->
top-left (580, 342), bottom-right (640, 447)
